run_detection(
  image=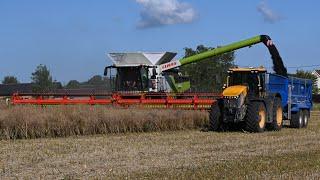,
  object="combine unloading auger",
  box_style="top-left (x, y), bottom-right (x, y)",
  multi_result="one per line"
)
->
top-left (160, 35), bottom-right (287, 77)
